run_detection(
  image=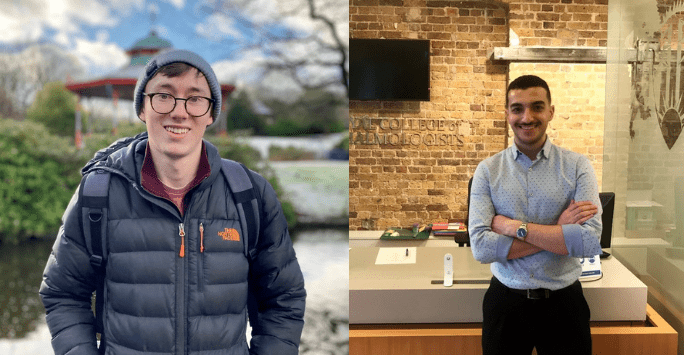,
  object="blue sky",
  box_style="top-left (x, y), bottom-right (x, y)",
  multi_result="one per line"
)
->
top-left (0, 0), bottom-right (348, 98)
